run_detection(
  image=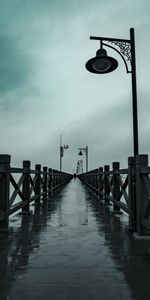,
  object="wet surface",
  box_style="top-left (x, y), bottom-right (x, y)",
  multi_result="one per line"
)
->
top-left (0, 178), bottom-right (150, 299)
